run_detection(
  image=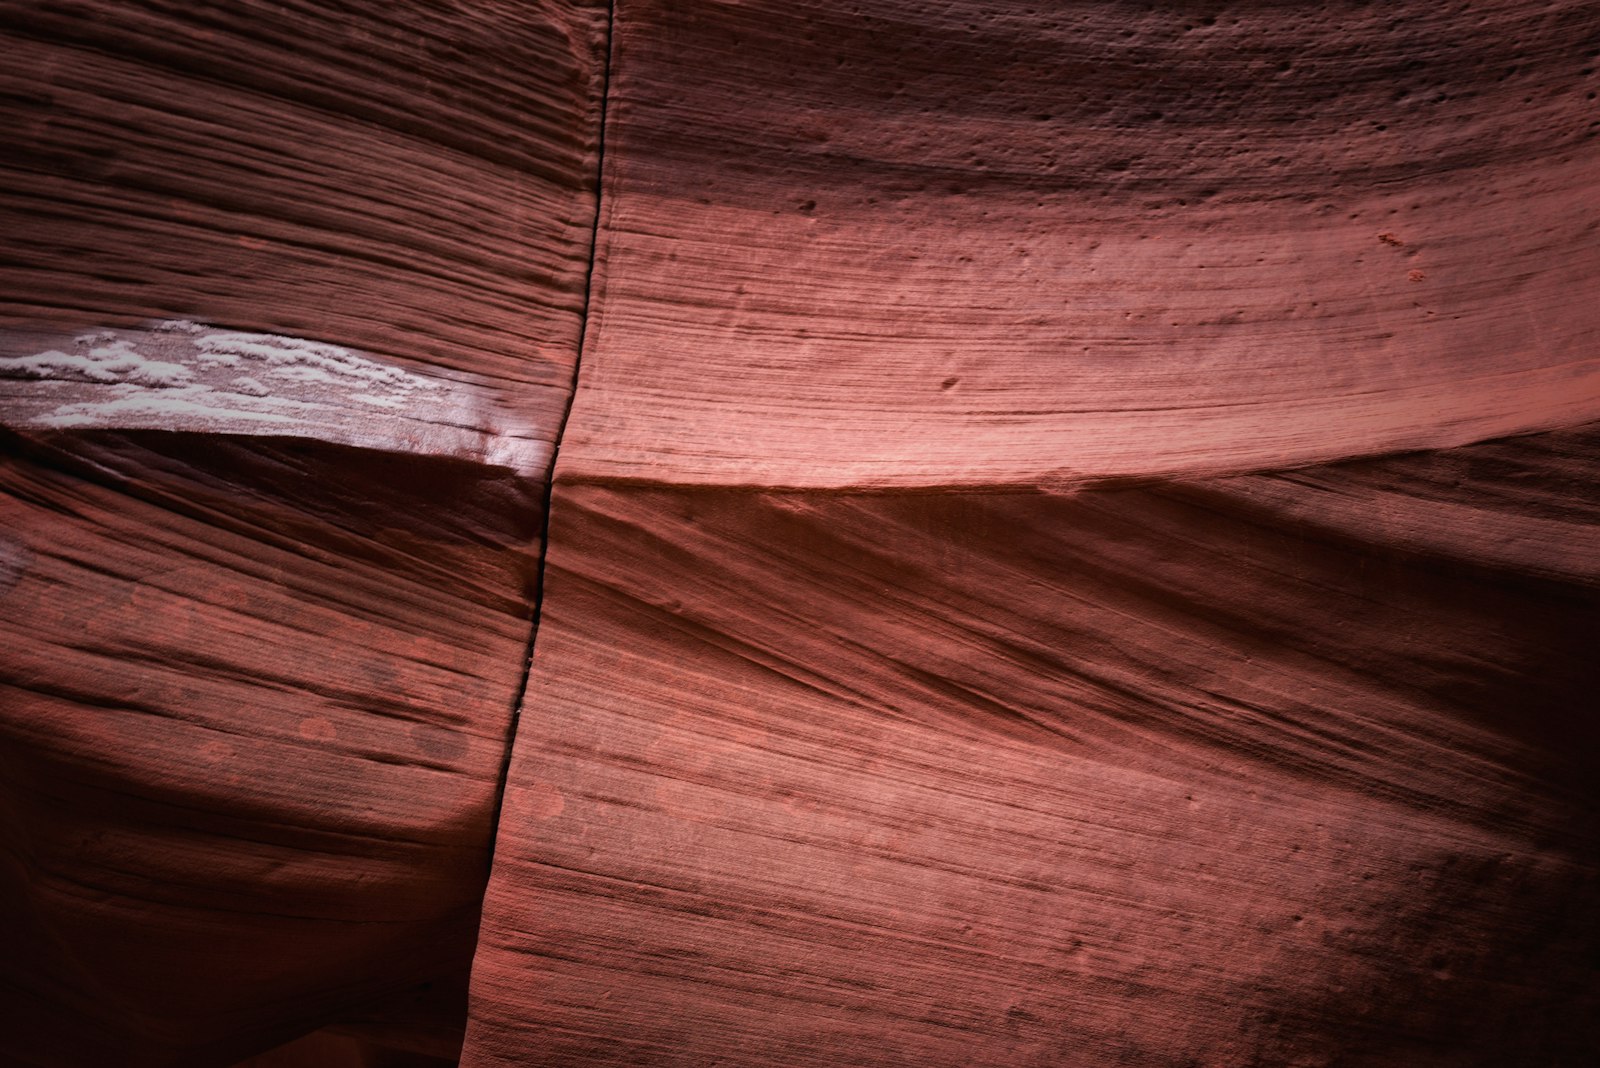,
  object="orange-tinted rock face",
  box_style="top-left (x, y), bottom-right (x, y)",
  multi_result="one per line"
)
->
top-left (3, 1), bottom-right (1599, 1066)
